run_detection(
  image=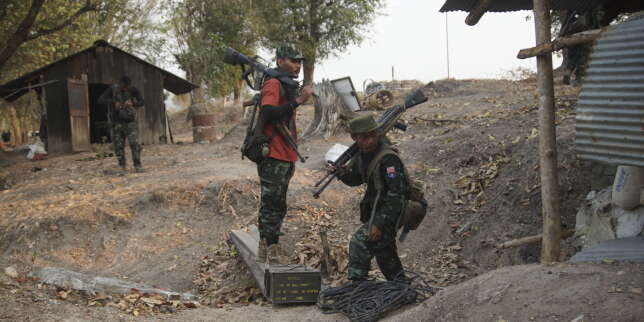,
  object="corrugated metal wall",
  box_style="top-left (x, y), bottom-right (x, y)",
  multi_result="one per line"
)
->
top-left (576, 15), bottom-right (644, 166)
